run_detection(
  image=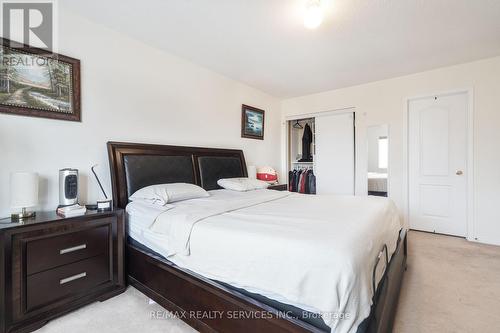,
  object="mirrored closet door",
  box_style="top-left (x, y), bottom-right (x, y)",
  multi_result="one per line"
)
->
top-left (367, 124), bottom-right (389, 197)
